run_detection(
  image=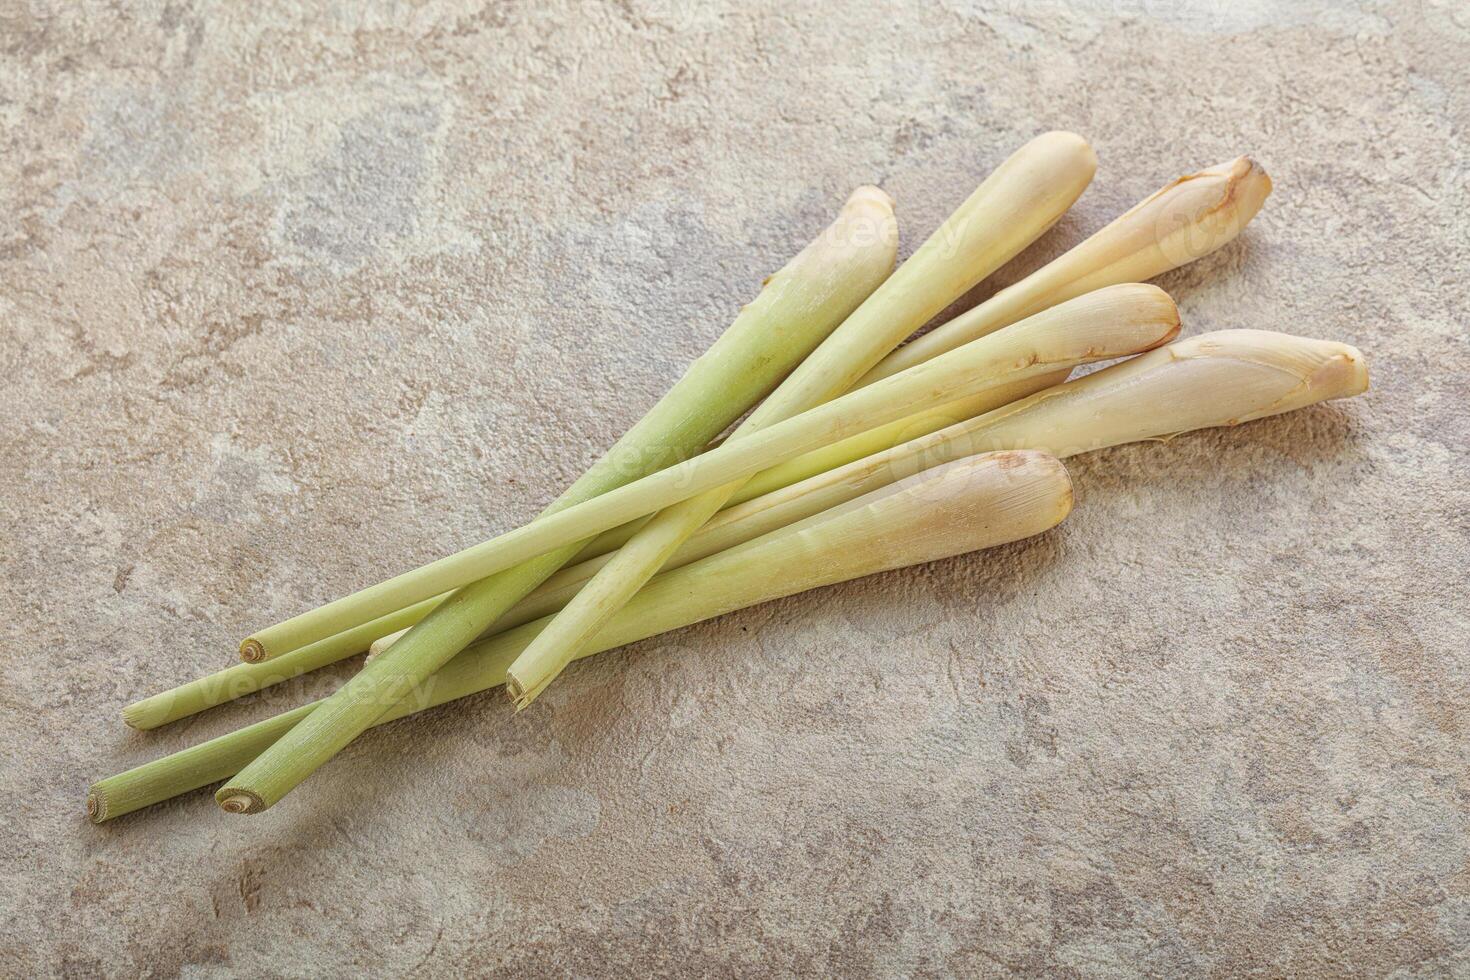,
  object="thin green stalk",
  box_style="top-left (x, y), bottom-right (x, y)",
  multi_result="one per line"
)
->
top-left (91, 450), bottom-right (1074, 822)
top-left (242, 187), bottom-right (894, 663)
top-left (213, 189), bottom-right (899, 811)
top-left (735, 155), bottom-right (1274, 501)
top-left (505, 130), bottom-right (1099, 706)
top-left (134, 400), bottom-right (989, 726)
top-left (125, 596), bottom-right (444, 730)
